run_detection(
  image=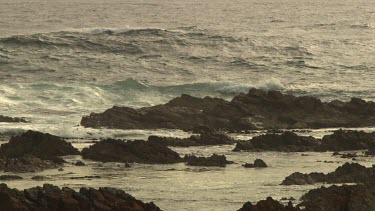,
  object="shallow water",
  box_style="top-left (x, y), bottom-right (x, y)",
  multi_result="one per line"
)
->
top-left (2, 128), bottom-right (375, 210)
